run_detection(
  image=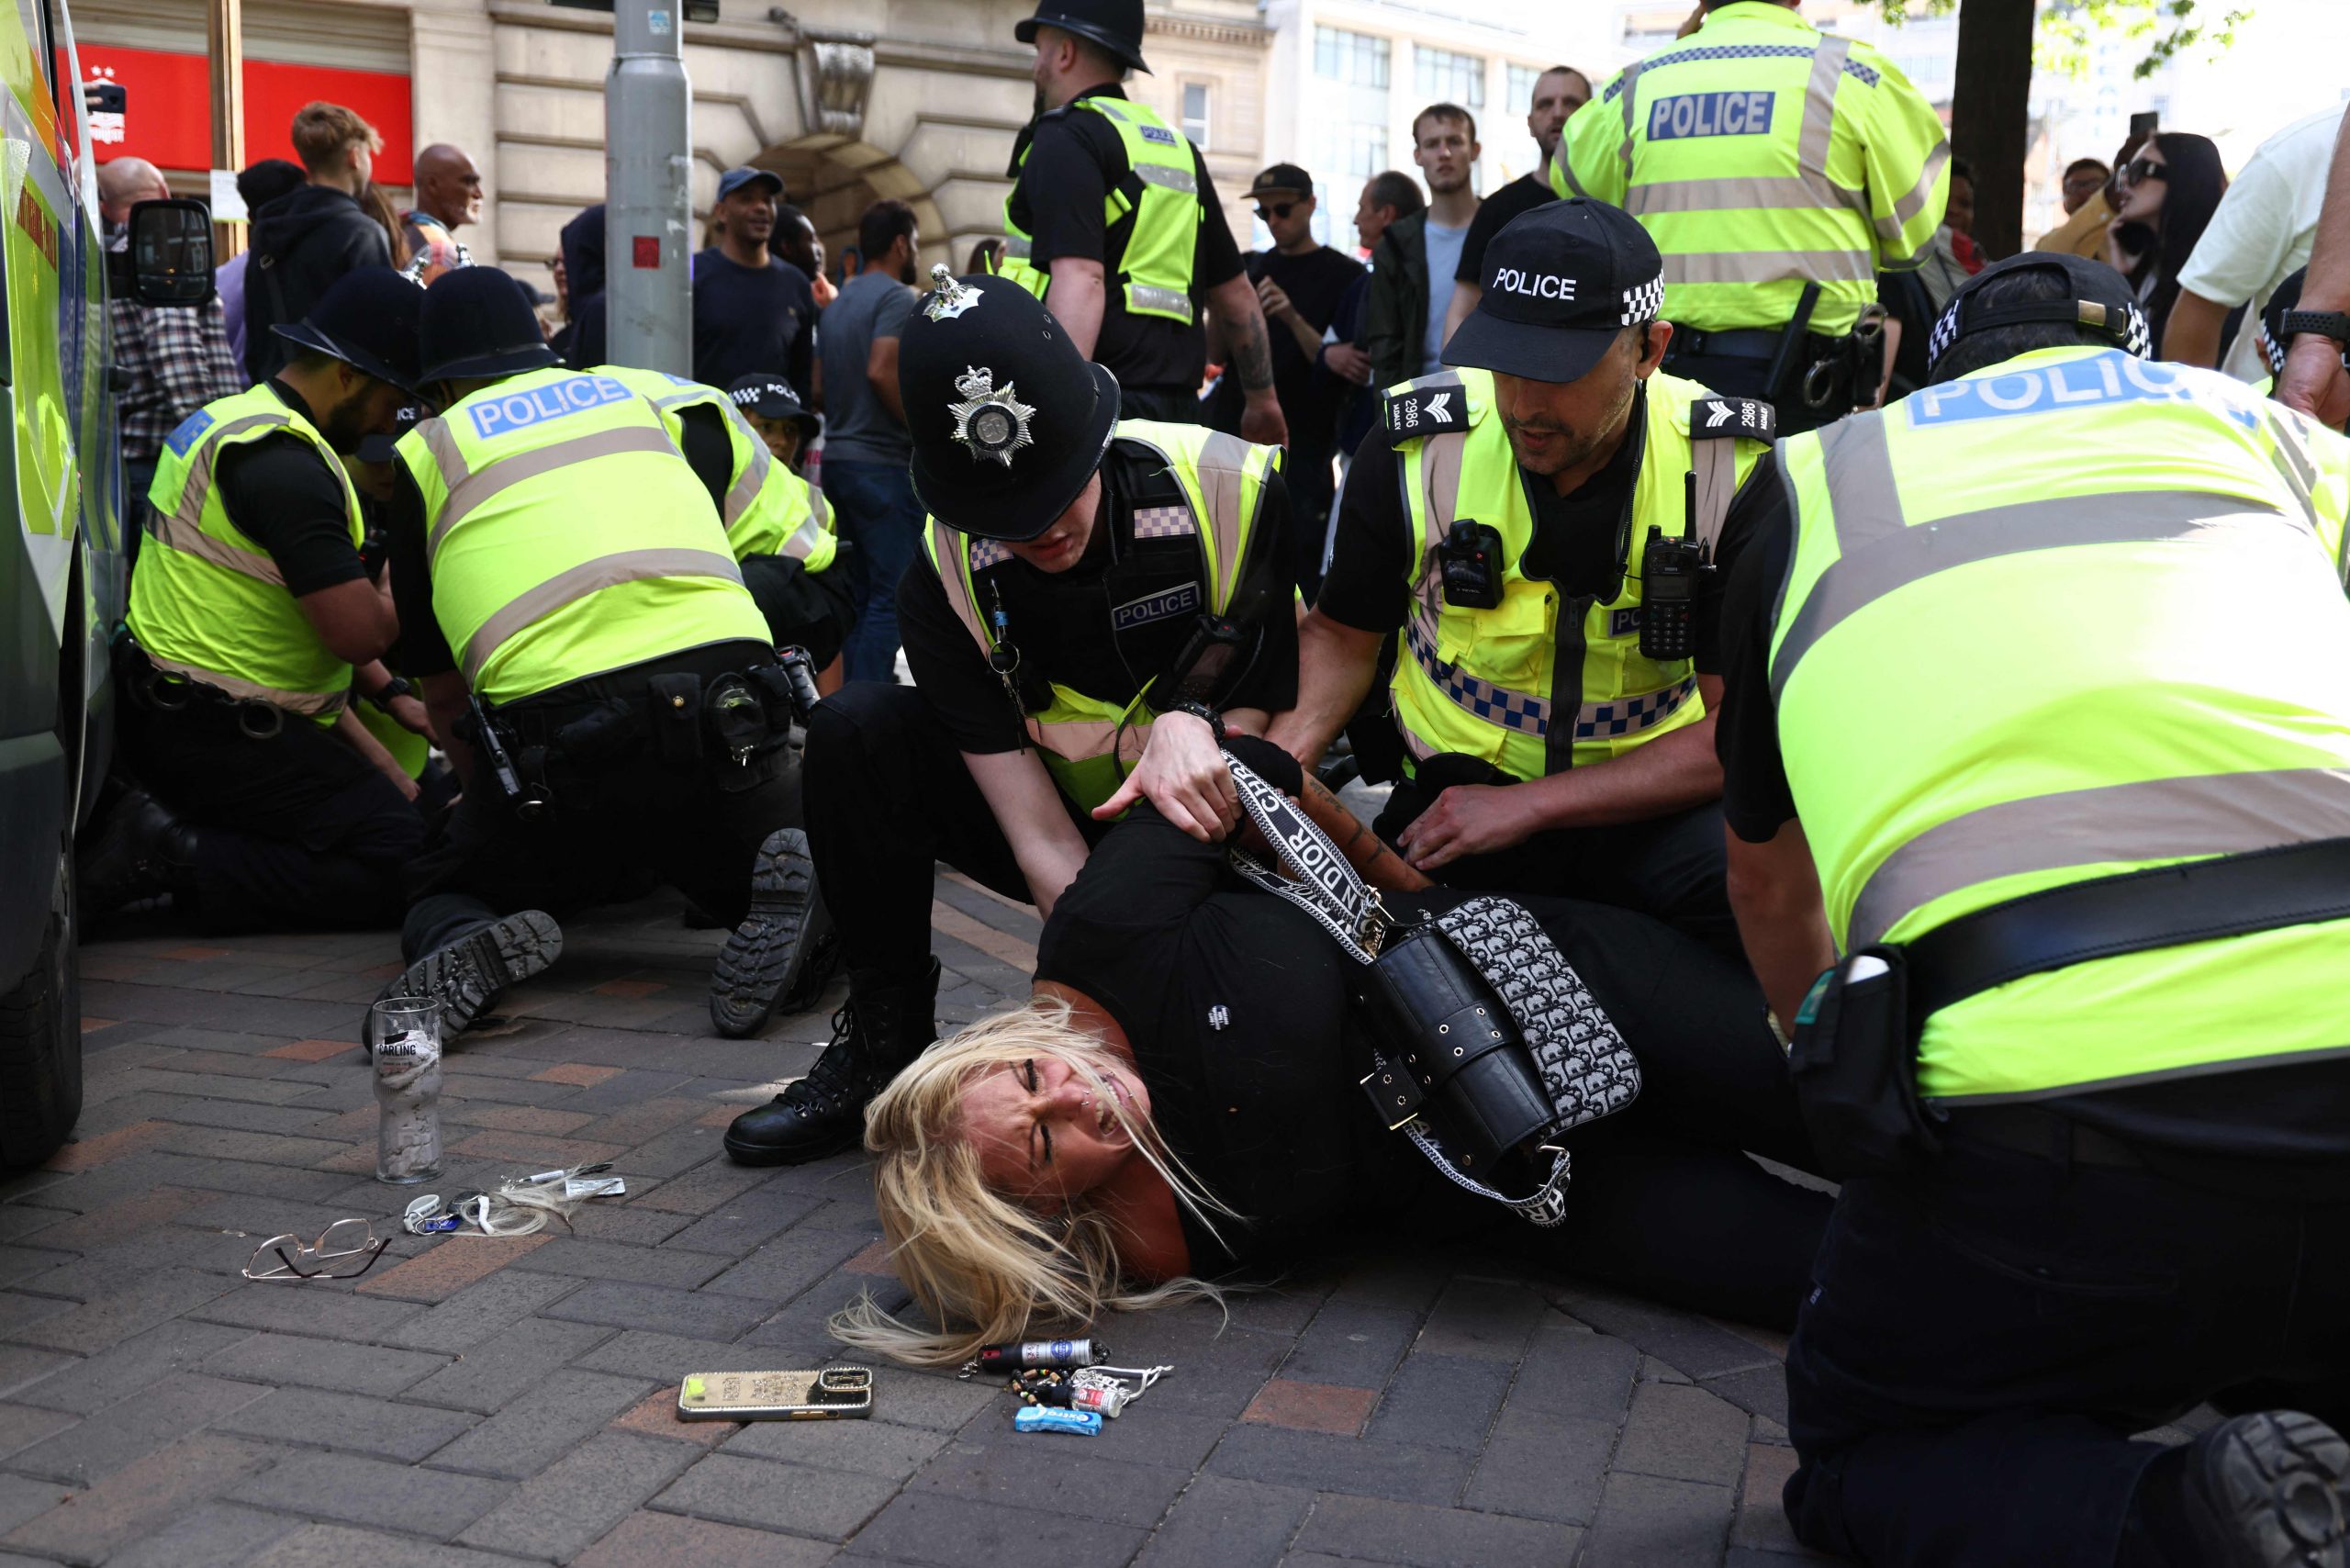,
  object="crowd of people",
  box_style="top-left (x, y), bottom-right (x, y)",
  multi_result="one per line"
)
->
top-left (72, 0), bottom-right (2350, 1563)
